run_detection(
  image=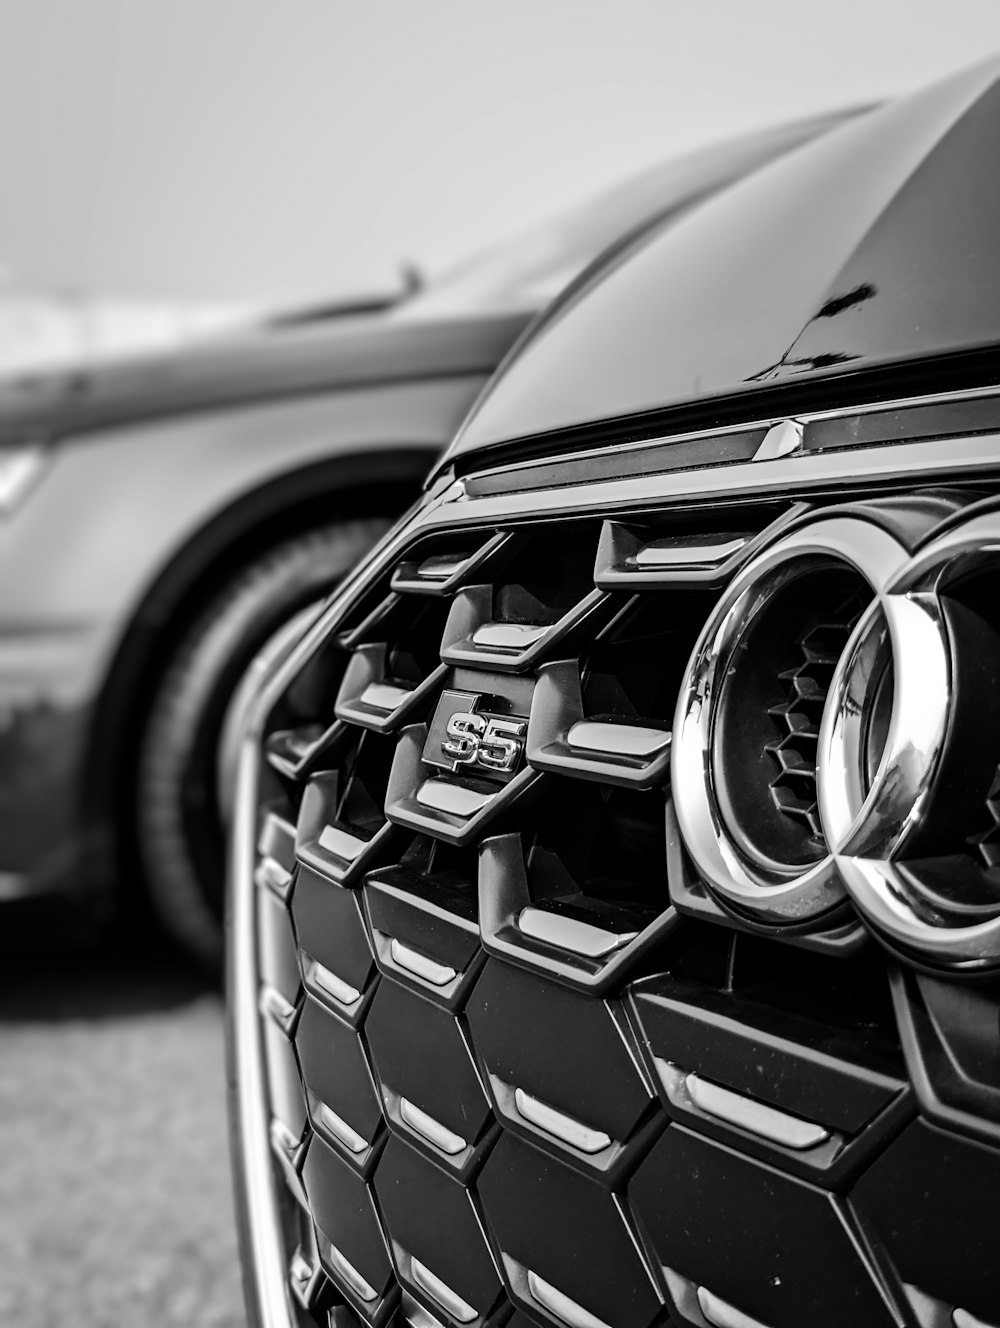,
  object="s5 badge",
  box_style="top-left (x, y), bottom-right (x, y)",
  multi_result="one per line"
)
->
top-left (424, 689), bottom-right (527, 779)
